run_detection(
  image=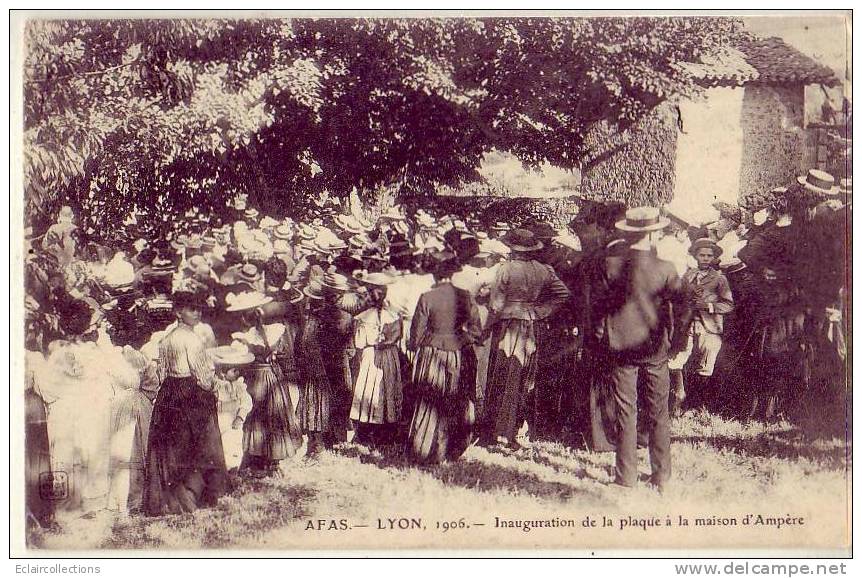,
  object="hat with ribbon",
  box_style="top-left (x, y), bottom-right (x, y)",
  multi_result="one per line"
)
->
top-left (273, 224), bottom-right (294, 240)
top-left (244, 207), bottom-right (260, 220)
top-left (302, 279), bottom-right (327, 300)
top-left (225, 290), bottom-right (273, 312)
top-left (502, 228), bottom-right (544, 252)
top-left (321, 270), bottom-right (352, 291)
top-left (237, 263), bottom-right (261, 285)
top-left (839, 178), bottom-right (852, 195)
top-left (797, 169), bottom-right (839, 195)
top-left (614, 206), bottom-right (670, 233)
